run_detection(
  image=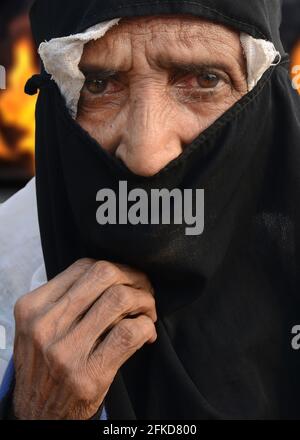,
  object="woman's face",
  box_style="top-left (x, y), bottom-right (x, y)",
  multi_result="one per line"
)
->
top-left (77, 15), bottom-right (248, 176)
